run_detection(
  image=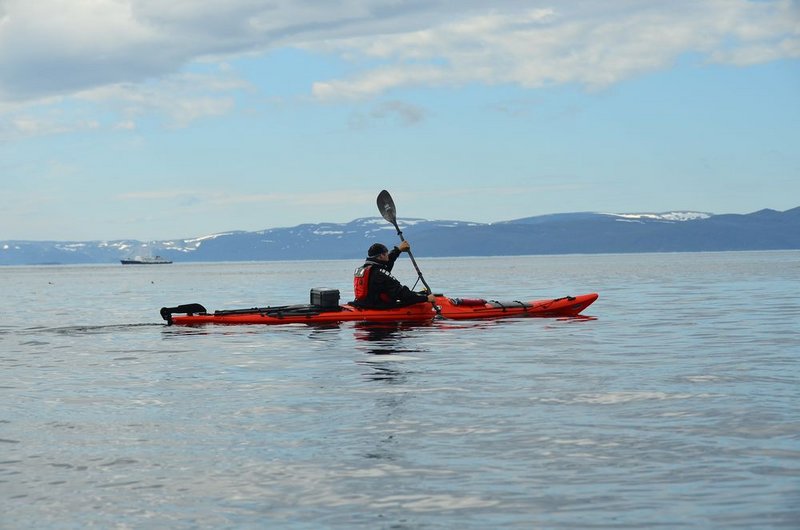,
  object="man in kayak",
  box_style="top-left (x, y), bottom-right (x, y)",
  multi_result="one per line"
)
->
top-left (352, 241), bottom-right (437, 308)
